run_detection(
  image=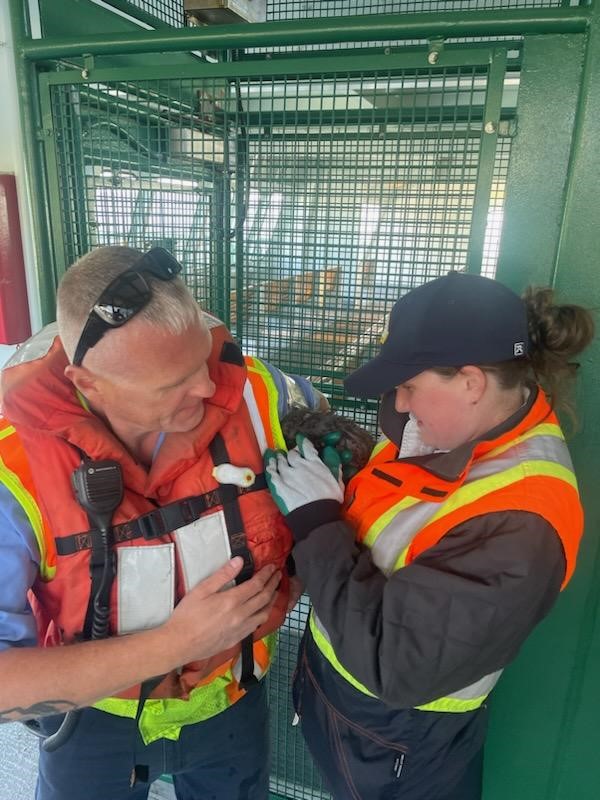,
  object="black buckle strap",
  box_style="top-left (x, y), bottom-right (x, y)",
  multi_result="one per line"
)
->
top-left (56, 475), bottom-right (267, 556)
top-left (209, 434), bottom-right (257, 691)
